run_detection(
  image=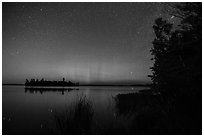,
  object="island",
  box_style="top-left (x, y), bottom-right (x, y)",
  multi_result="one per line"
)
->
top-left (25, 78), bottom-right (79, 87)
